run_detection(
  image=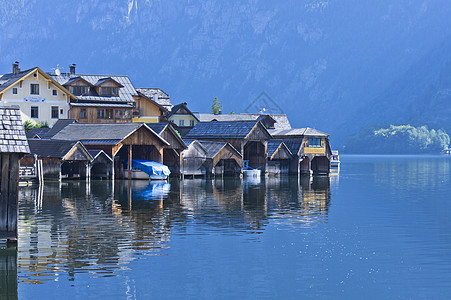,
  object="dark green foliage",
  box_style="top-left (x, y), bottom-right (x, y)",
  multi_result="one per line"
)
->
top-left (23, 120), bottom-right (49, 133)
top-left (345, 124), bottom-right (450, 154)
top-left (211, 97), bottom-right (223, 115)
